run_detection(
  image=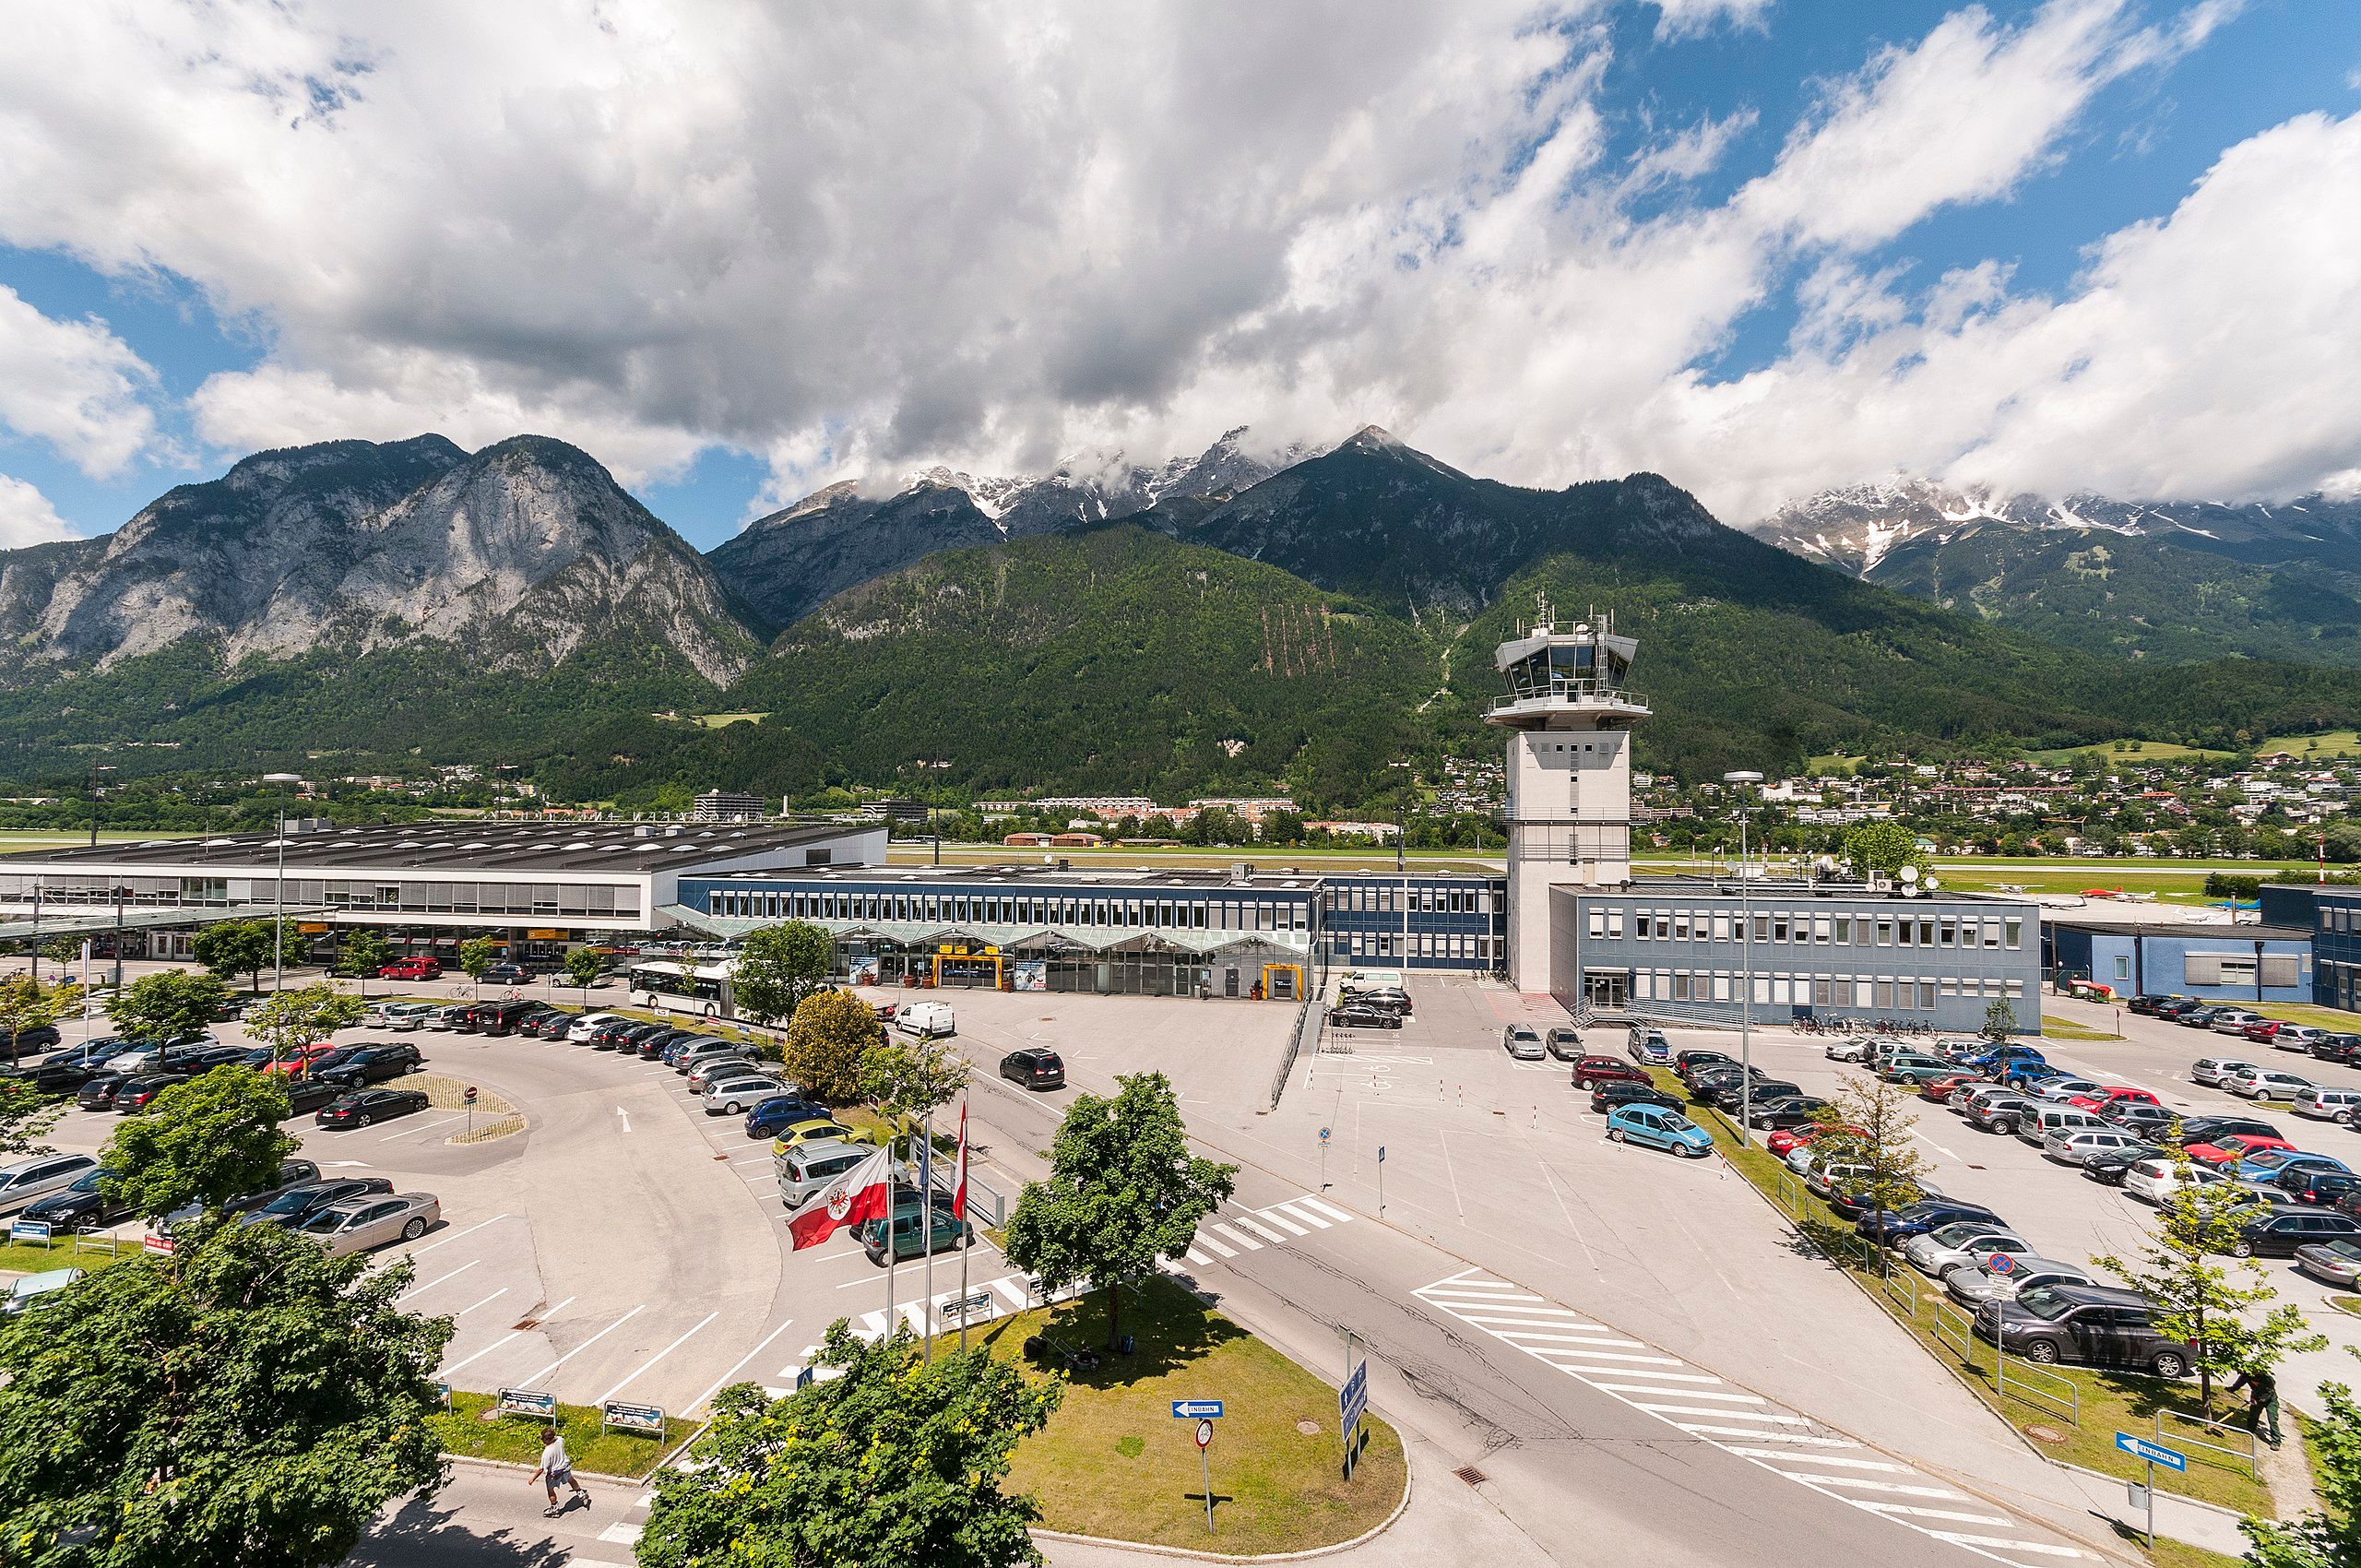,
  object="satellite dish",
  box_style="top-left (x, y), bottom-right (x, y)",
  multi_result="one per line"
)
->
top-left (1900, 865), bottom-right (1920, 884)
top-left (1924, 876), bottom-right (1941, 891)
